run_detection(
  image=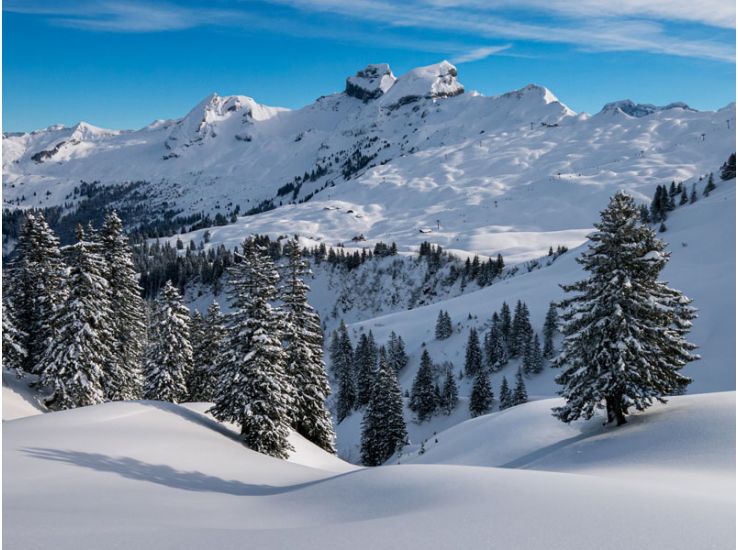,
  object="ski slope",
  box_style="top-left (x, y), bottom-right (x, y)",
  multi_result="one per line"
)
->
top-left (3, 392), bottom-right (734, 550)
